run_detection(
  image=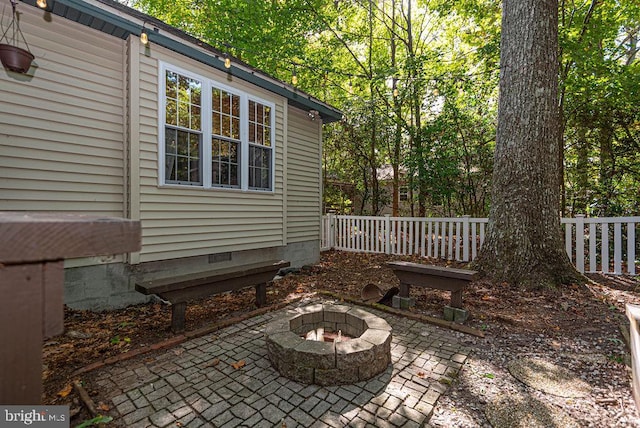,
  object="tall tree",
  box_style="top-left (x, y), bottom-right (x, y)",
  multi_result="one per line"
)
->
top-left (473, 0), bottom-right (580, 288)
